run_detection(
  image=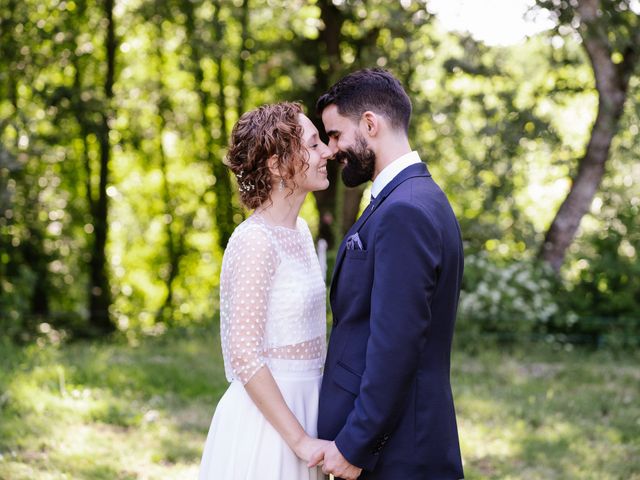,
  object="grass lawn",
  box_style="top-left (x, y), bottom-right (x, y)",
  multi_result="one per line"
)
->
top-left (0, 328), bottom-right (638, 479)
